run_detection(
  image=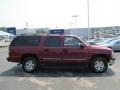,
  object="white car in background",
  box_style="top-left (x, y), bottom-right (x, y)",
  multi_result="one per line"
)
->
top-left (99, 39), bottom-right (120, 51)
